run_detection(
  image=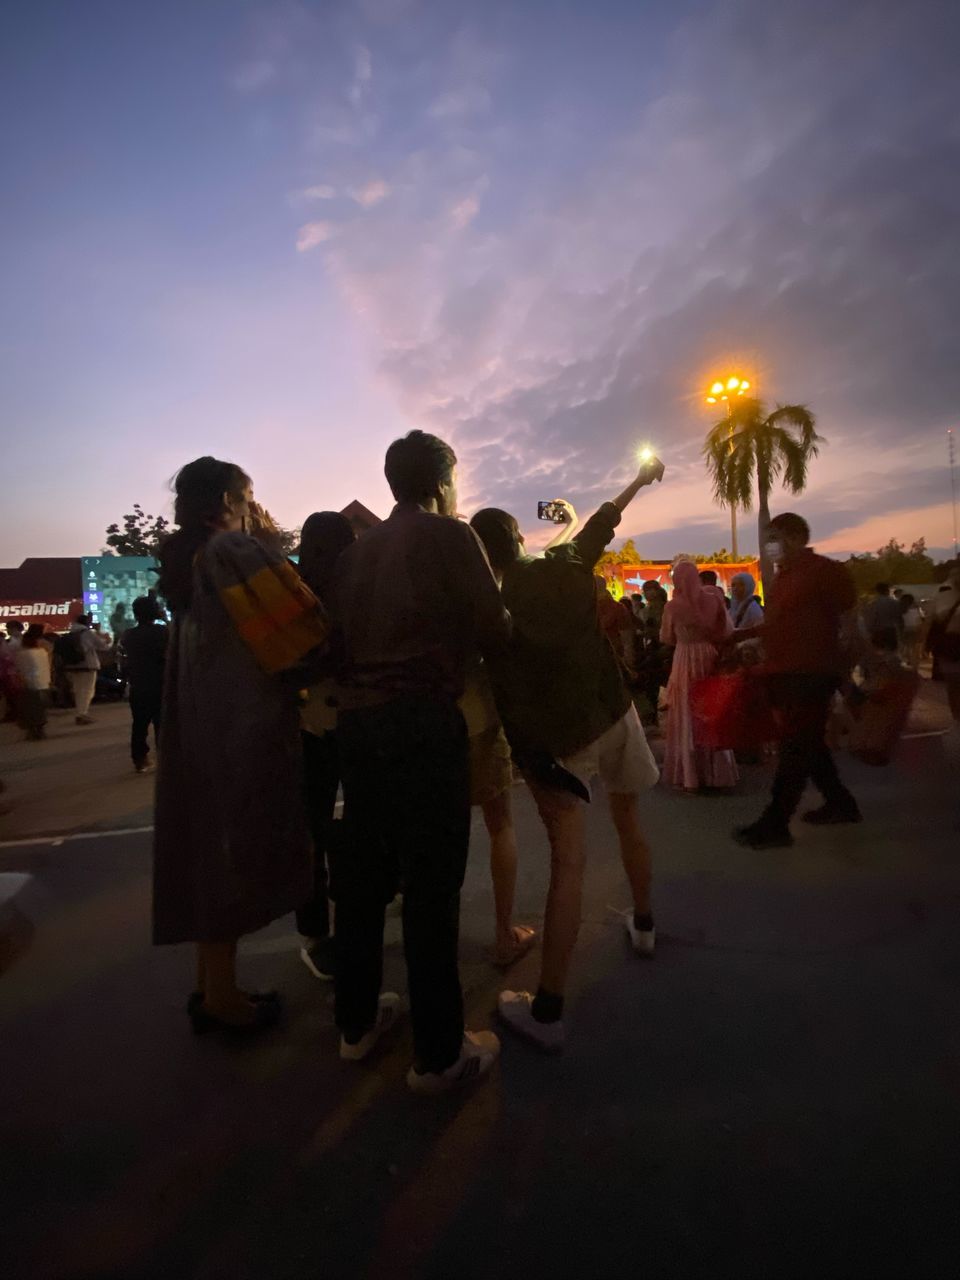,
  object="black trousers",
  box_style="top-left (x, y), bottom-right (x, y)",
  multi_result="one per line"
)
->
top-left (761, 674), bottom-right (855, 831)
top-left (334, 695), bottom-right (470, 1074)
top-left (296, 730), bottom-right (341, 939)
top-left (129, 687), bottom-right (162, 766)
